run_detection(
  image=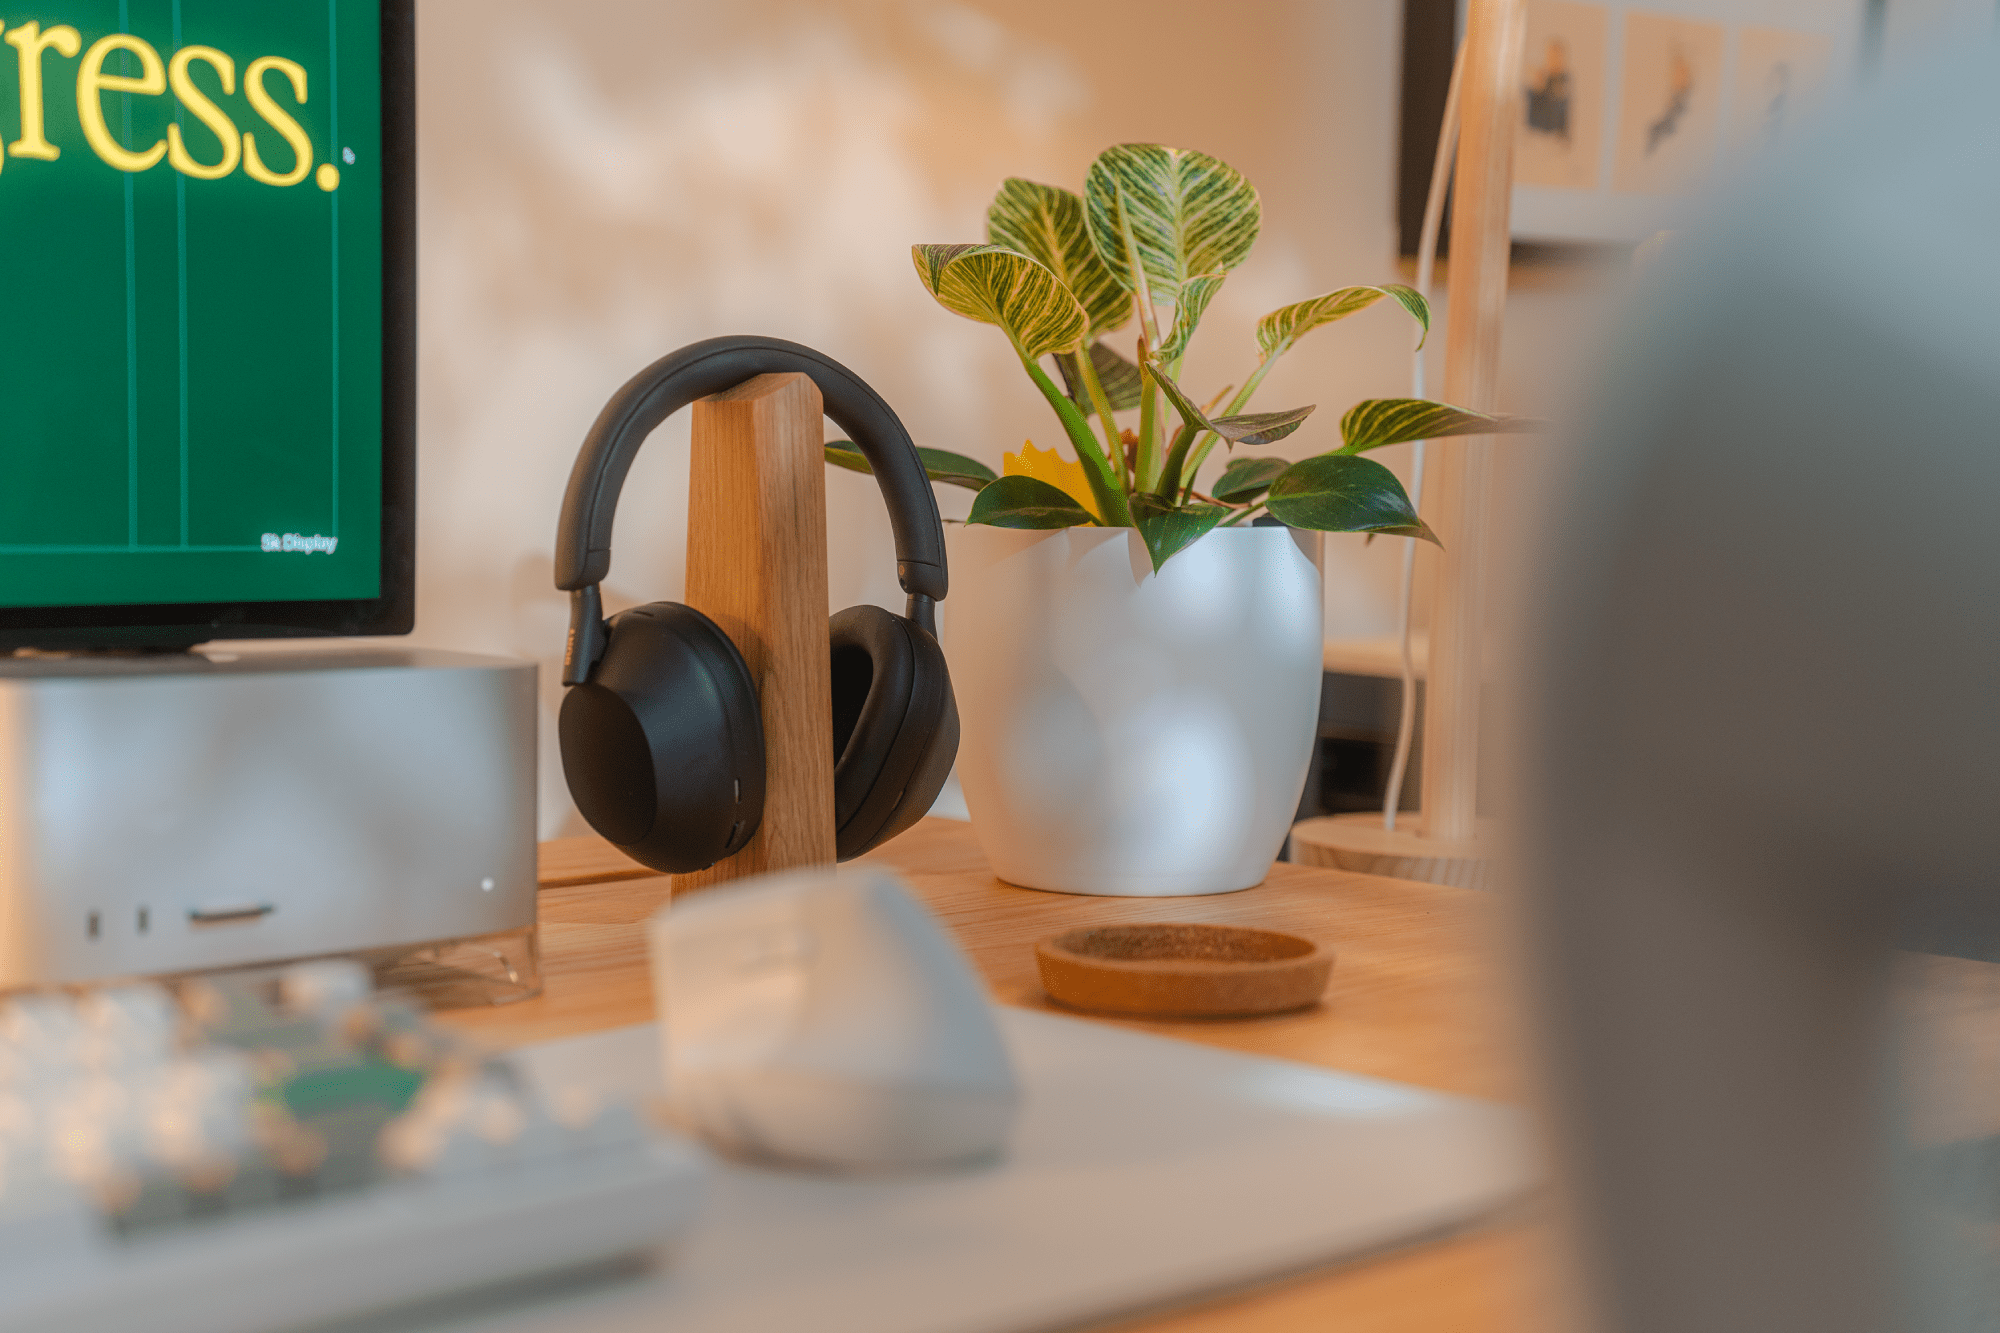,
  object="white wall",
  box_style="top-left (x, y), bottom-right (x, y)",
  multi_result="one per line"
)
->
top-left (405, 0), bottom-right (1446, 836)
top-left (1882, 0), bottom-right (1997, 52)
